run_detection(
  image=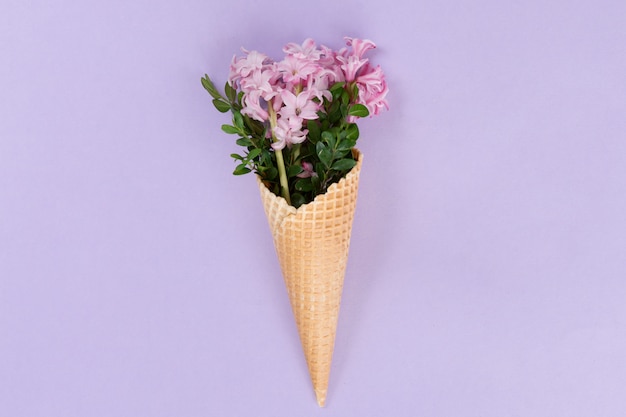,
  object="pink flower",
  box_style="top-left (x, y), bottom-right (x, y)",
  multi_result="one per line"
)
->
top-left (344, 37), bottom-right (377, 59)
top-left (279, 90), bottom-right (319, 123)
top-left (306, 70), bottom-right (334, 101)
top-left (296, 161), bottom-right (316, 178)
top-left (356, 64), bottom-right (389, 115)
top-left (229, 50), bottom-right (270, 86)
top-left (240, 90), bottom-right (268, 122)
top-left (336, 37), bottom-right (378, 82)
top-left (223, 36), bottom-right (388, 151)
top-left (283, 38), bottom-right (322, 61)
top-left (277, 55), bottom-right (319, 85)
top-left (317, 45), bottom-right (338, 68)
top-left (337, 55), bottom-right (368, 82)
top-left (240, 68), bottom-right (278, 101)
top-left (272, 118), bottom-right (308, 150)
top-left (358, 83), bottom-right (389, 116)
